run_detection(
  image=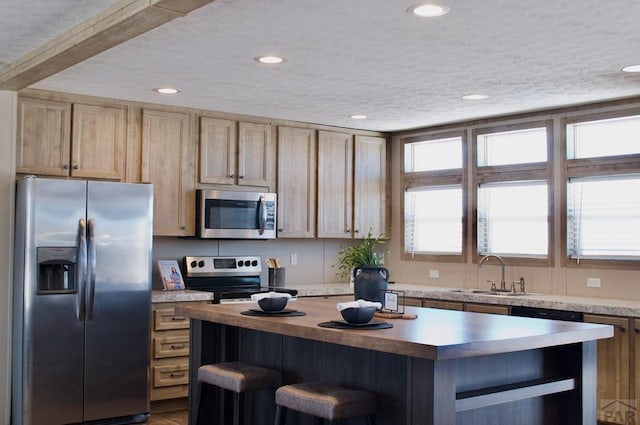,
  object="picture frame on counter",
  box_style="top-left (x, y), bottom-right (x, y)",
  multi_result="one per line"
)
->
top-left (381, 290), bottom-right (405, 314)
top-left (157, 260), bottom-right (185, 291)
